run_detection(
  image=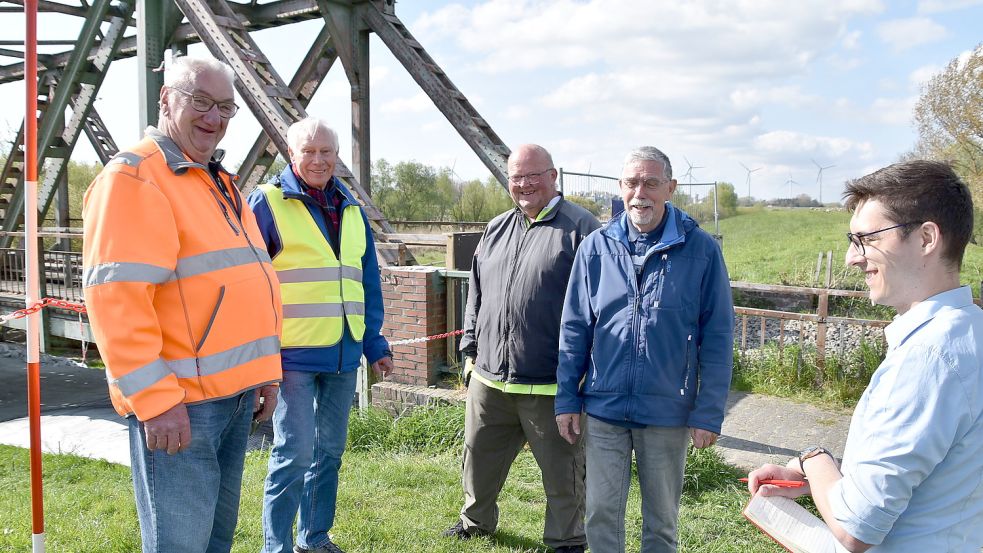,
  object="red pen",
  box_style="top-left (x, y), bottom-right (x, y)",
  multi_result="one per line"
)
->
top-left (738, 478), bottom-right (807, 488)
